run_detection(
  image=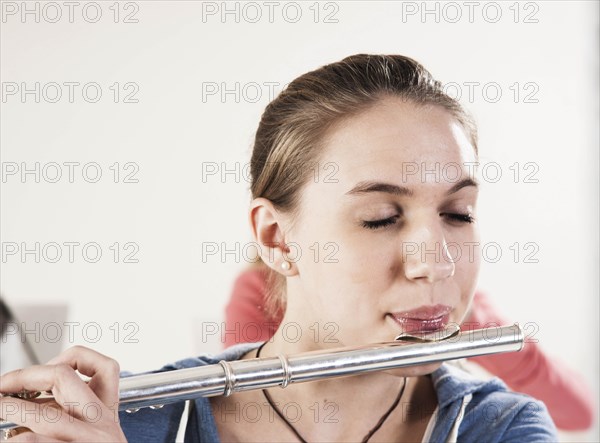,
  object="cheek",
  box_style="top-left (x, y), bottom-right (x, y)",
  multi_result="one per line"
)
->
top-left (454, 248), bottom-right (480, 283)
top-left (446, 228), bottom-right (481, 316)
top-left (452, 249), bottom-right (481, 322)
top-left (447, 225), bottom-right (481, 276)
top-left (296, 222), bottom-right (390, 286)
top-left (339, 243), bottom-right (402, 297)
top-left (293, 234), bottom-right (391, 327)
